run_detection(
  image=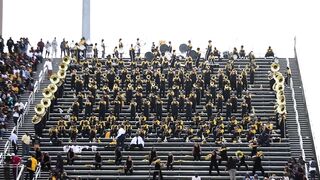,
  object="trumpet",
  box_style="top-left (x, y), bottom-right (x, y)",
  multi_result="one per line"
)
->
top-left (41, 98), bottom-right (51, 108)
top-left (271, 62), bottom-right (280, 72)
top-left (50, 73), bottom-right (60, 84)
top-left (34, 104), bottom-right (46, 116)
